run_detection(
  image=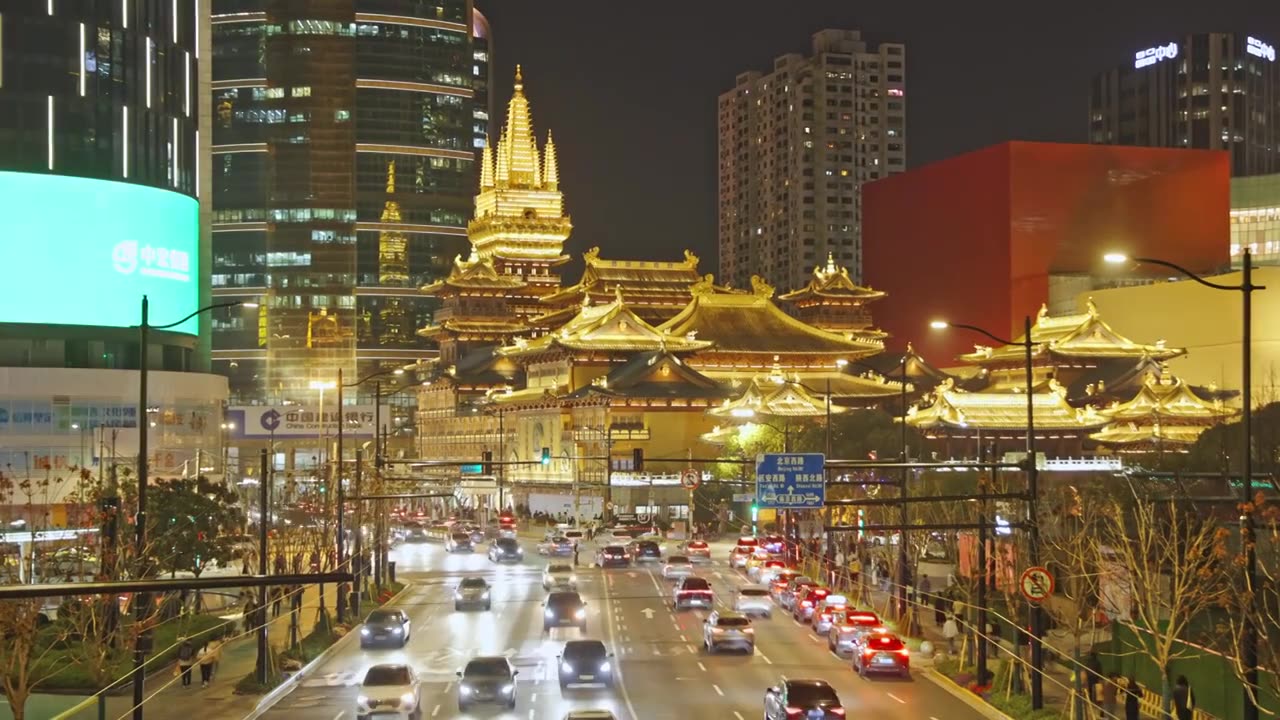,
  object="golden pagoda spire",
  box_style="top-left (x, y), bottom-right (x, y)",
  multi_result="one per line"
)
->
top-left (544, 130), bottom-right (559, 190)
top-left (479, 137), bottom-right (493, 189)
top-left (501, 64), bottom-right (539, 187)
top-left (495, 132), bottom-right (510, 185)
